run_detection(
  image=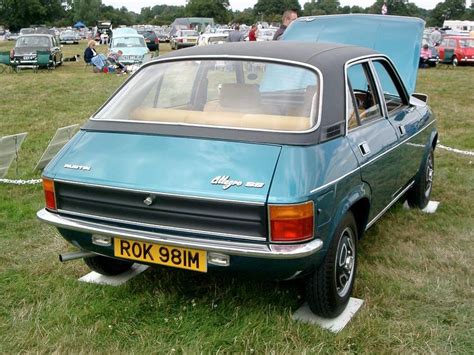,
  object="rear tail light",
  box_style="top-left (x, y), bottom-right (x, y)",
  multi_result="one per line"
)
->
top-left (155, 38), bottom-right (159, 44)
top-left (42, 178), bottom-right (57, 211)
top-left (178, 38), bottom-right (183, 43)
top-left (269, 201), bottom-right (314, 242)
